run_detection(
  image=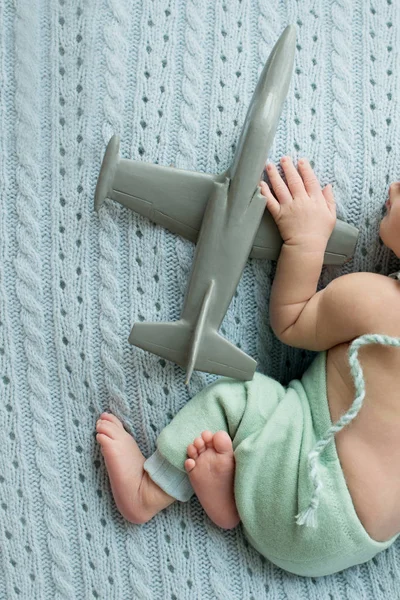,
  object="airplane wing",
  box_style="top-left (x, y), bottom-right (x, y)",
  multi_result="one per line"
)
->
top-left (250, 210), bottom-right (359, 264)
top-left (96, 136), bottom-right (358, 264)
top-left (95, 135), bottom-right (221, 244)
